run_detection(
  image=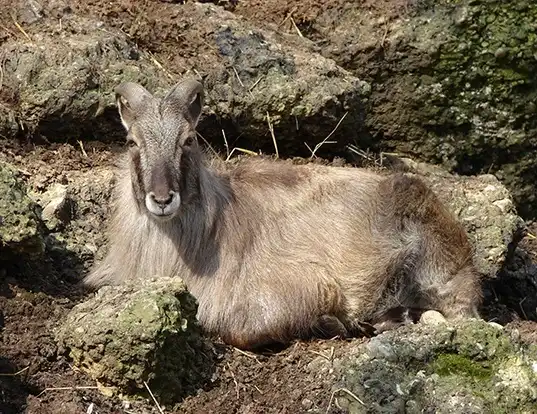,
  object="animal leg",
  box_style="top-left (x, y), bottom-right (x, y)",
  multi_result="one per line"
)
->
top-left (371, 306), bottom-right (425, 334)
top-left (311, 314), bottom-right (349, 339)
top-left (377, 173), bottom-right (483, 321)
